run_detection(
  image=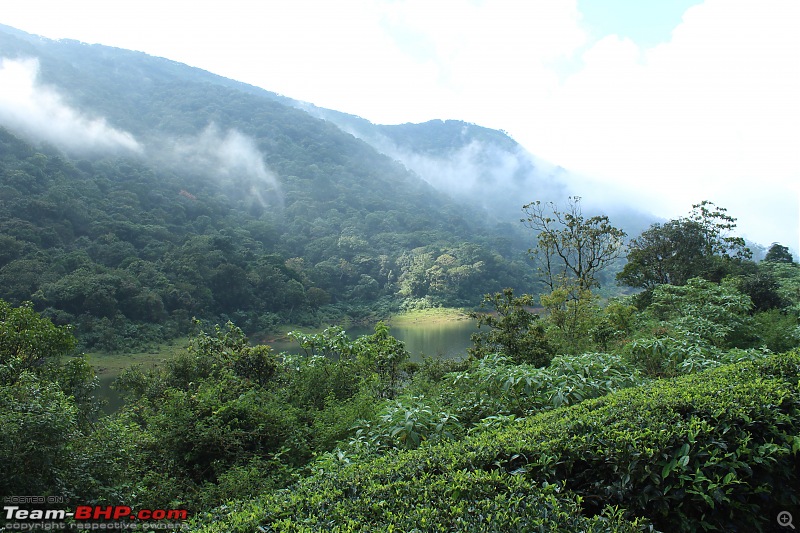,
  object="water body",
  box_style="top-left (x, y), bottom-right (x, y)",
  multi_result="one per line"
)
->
top-left (279, 319), bottom-right (477, 362)
top-left (97, 317), bottom-right (478, 413)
